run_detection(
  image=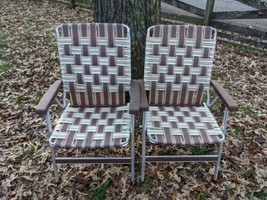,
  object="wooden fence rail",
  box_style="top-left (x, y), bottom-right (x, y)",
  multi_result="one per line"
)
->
top-left (51, 0), bottom-right (267, 49)
top-left (162, 0), bottom-right (267, 49)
